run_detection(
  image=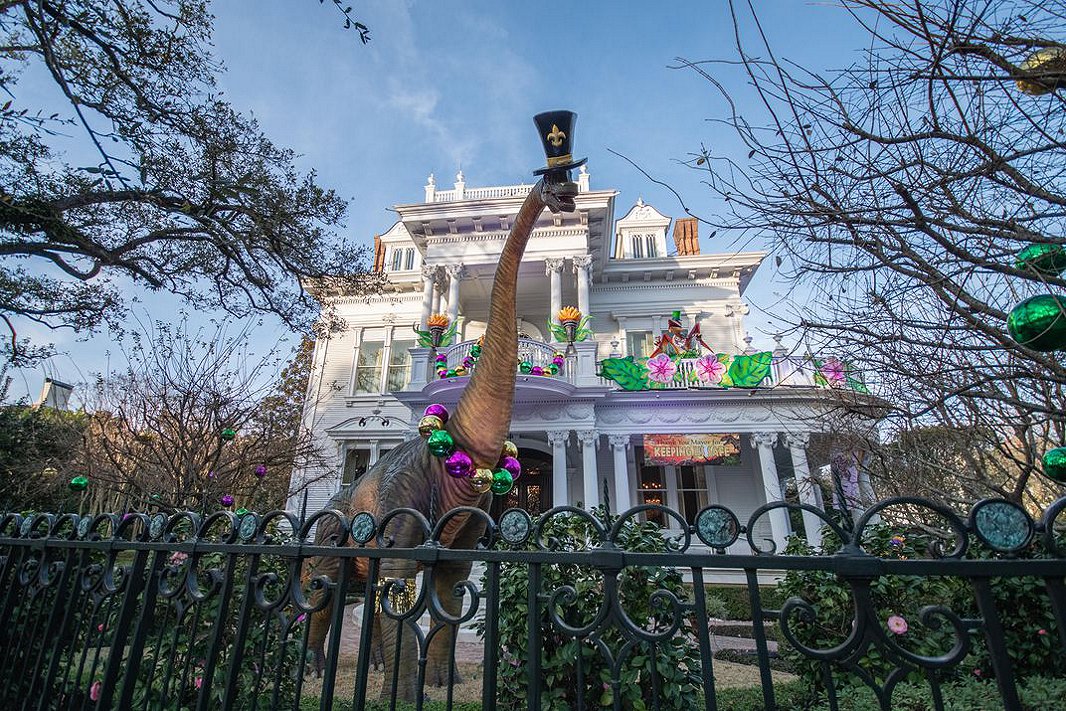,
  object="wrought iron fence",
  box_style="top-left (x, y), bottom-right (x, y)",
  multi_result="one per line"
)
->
top-left (1, 495), bottom-right (1065, 711)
